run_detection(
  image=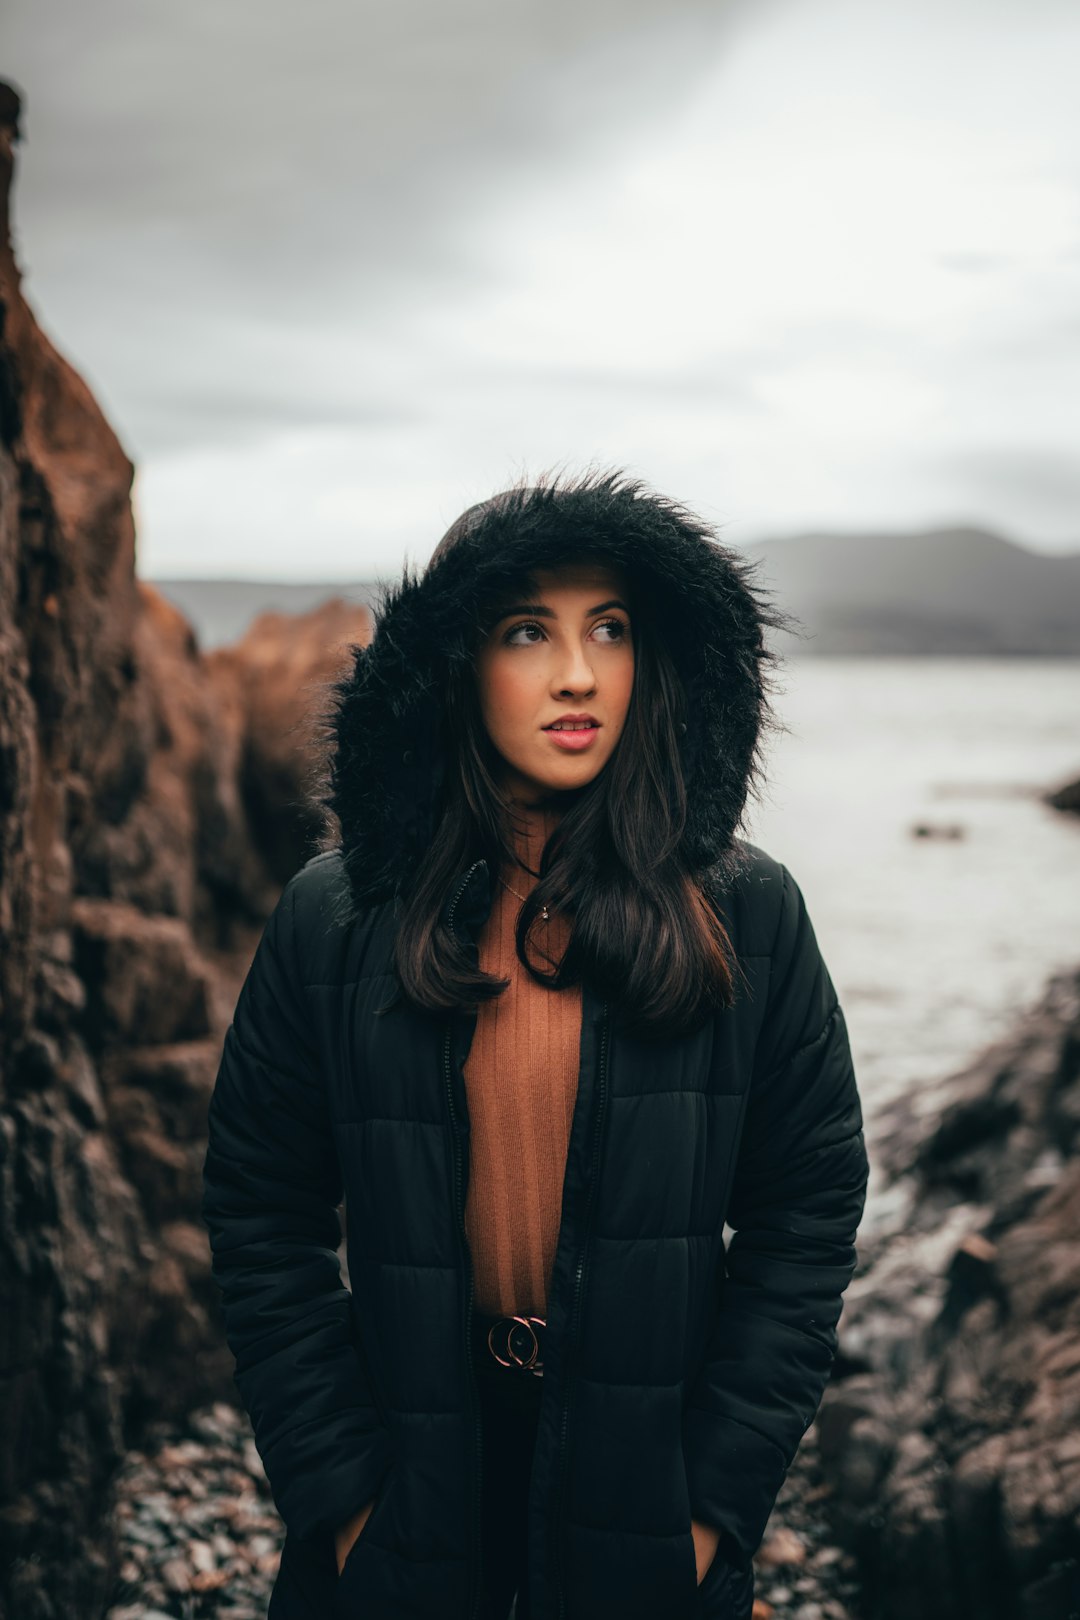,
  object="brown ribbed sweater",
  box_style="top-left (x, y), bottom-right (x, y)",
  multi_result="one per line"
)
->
top-left (463, 804), bottom-right (583, 1319)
